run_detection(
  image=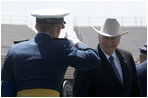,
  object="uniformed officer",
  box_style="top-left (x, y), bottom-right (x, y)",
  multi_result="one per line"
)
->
top-left (136, 43), bottom-right (147, 96)
top-left (1, 9), bottom-right (101, 97)
top-left (139, 45), bottom-right (147, 63)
